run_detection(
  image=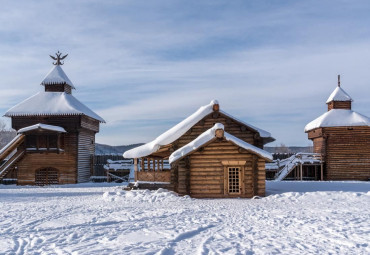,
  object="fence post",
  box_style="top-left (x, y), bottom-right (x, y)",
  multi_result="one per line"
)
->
top-left (134, 158), bottom-right (138, 182)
